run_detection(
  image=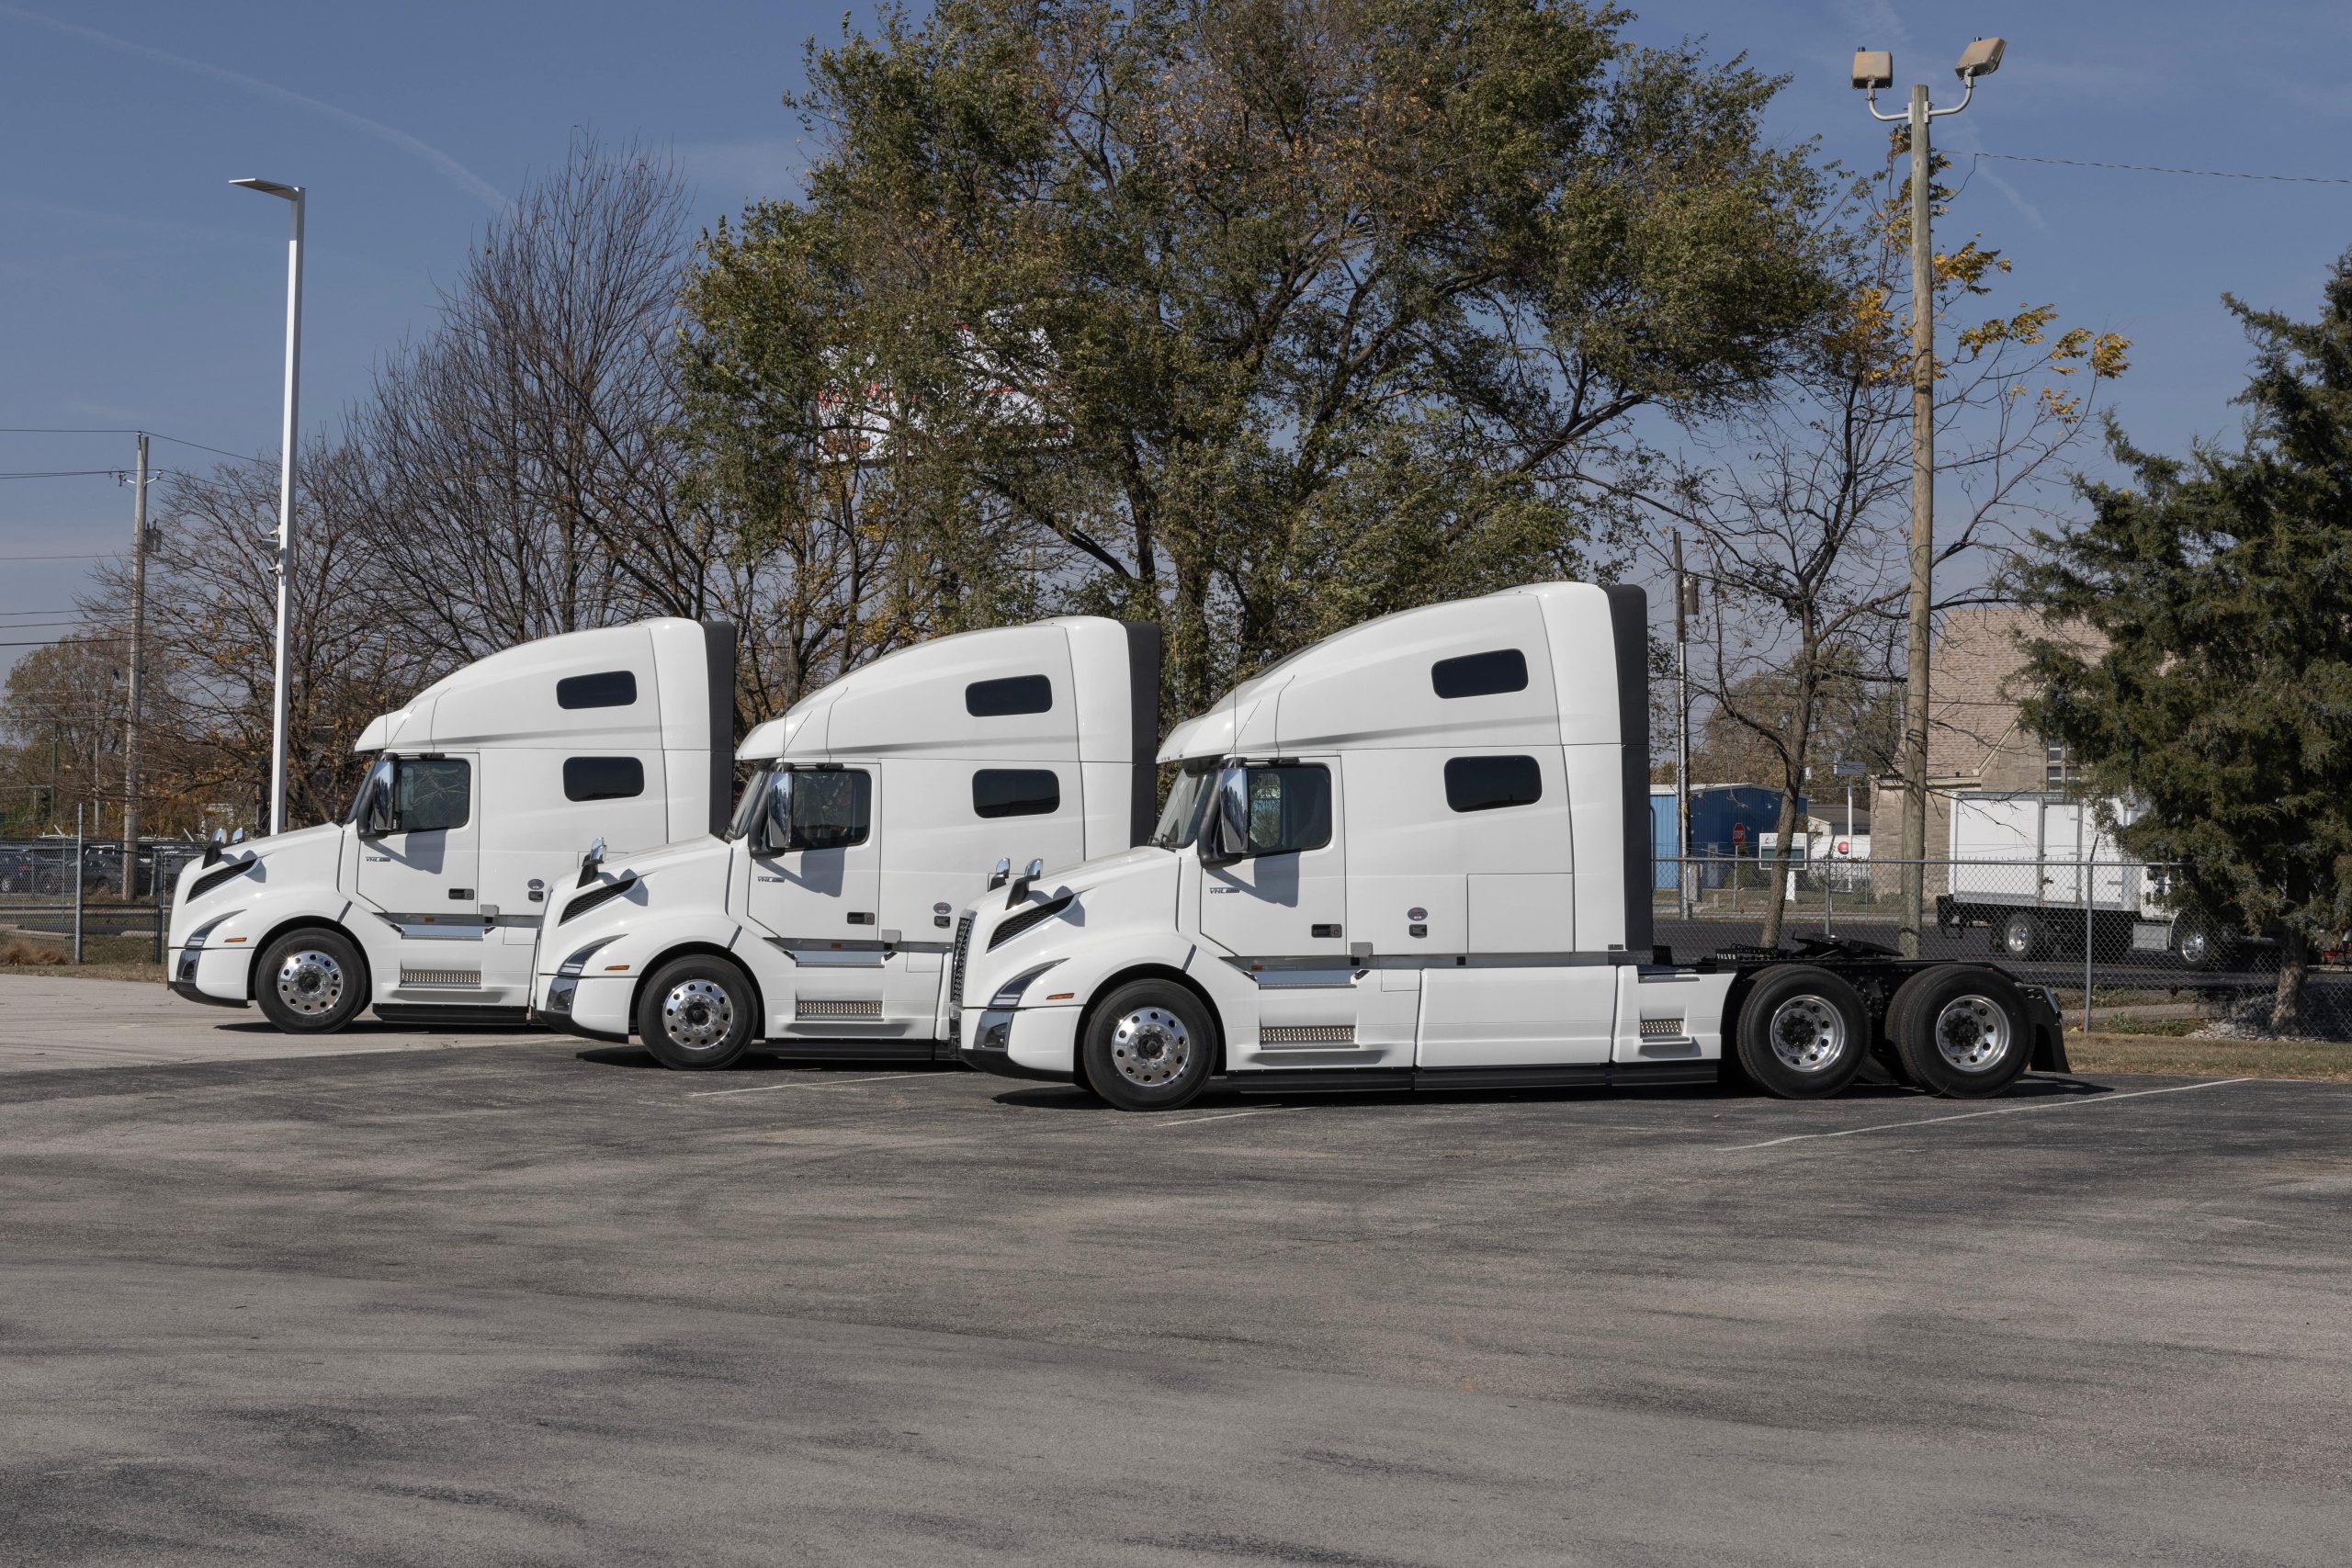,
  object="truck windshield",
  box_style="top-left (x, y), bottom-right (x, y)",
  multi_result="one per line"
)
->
top-left (726, 767), bottom-right (774, 840)
top-left (1152, 762), bottom-right (1219, 850)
